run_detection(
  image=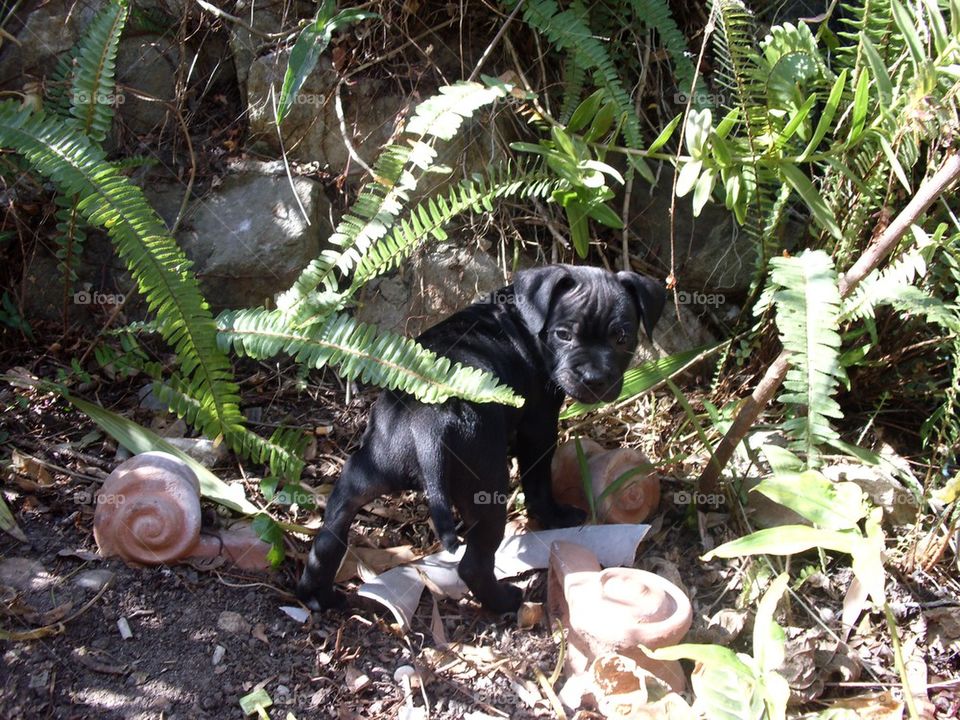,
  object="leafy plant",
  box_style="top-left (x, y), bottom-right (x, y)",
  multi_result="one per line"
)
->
top-left (512, 91), bottom-right (626, 256)
top-left (275, 0), bottom-right (378, 124)
top-left (653, 573), bottom-right (792, 720)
